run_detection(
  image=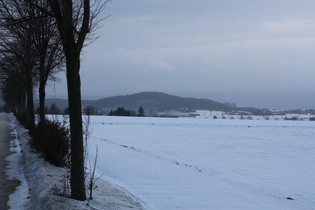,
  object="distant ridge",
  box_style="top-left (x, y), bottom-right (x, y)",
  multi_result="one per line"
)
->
top-left (44, 92), bottom-right (267, 115)
top-left (93, 92), bottom-right (232, 111)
